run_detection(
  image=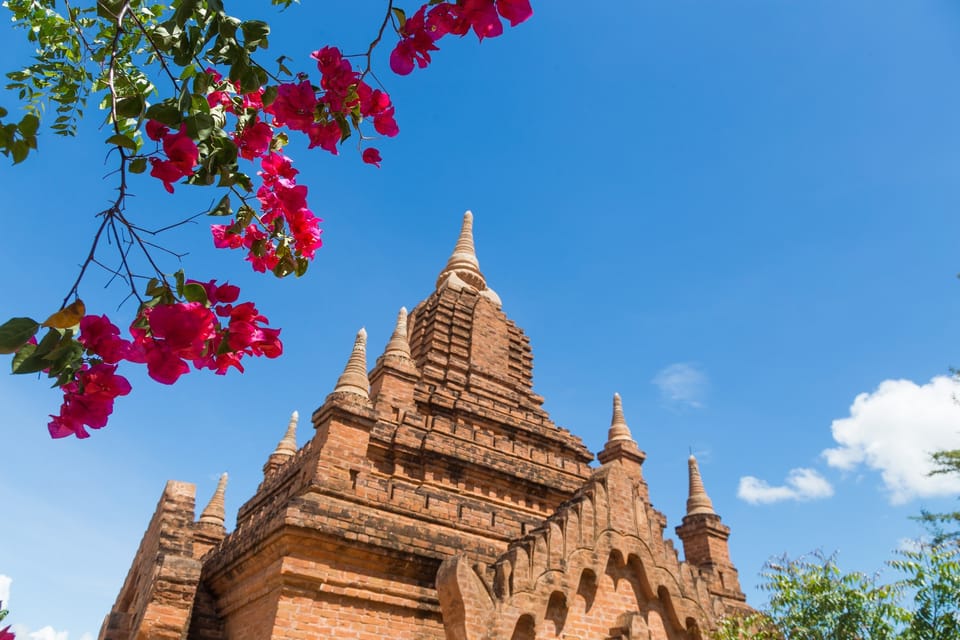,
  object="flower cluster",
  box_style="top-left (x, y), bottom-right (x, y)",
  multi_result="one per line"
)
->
top-left (390, 0), bottom-right (533, 75)
top-left (10, 1), bottom-right (537, 439)
top-left (266, 46), bottom-right (399, 162)
top-left (0, 625), bottom-right (13, 640)
top-left (146, 123), bottom-right (199, 193)
top-left (211, 153), bottom-right (322, 272)
top-left (48, 363), bottom-right (132, 439)
top-left (46, 280), bottom-right (281, 439)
